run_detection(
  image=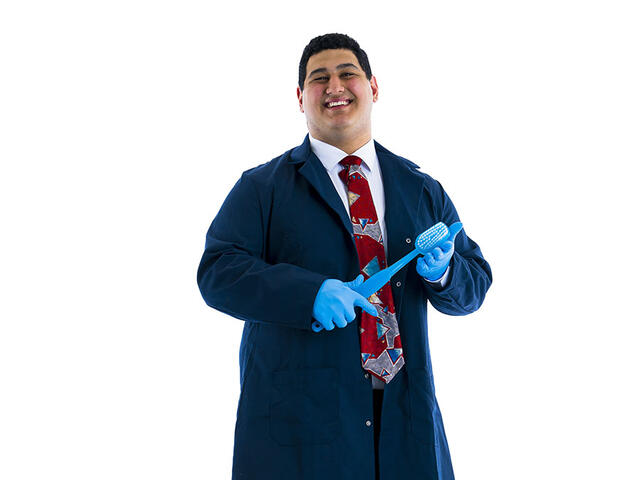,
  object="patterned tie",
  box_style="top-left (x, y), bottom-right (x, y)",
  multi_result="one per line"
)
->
top-left (338, 155), bottom-right (405, 384)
